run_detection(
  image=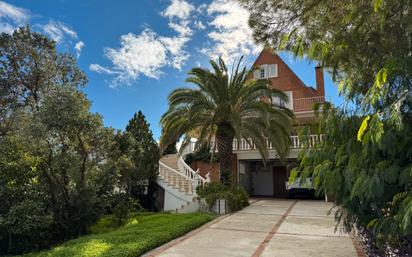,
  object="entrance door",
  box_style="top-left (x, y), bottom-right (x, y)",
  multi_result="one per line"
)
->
top-left (273, 166), bottom-right (288, 198)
